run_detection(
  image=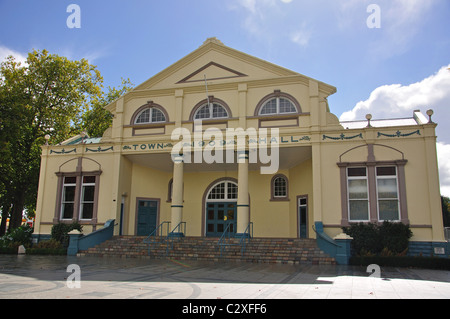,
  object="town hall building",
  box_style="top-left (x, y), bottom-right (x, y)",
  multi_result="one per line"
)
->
top-left (33, 38), bottom-right (447, 258)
